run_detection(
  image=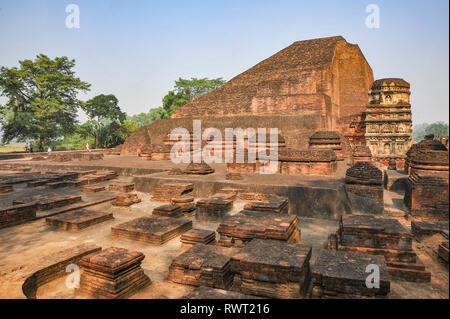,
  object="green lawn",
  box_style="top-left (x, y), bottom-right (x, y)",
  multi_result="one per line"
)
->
top-left (0, 142), bottom-right (27, 153)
